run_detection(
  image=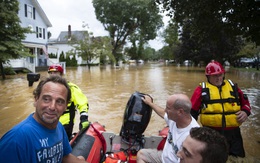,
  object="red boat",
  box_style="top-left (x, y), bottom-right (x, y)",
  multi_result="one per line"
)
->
top-left (70, 92), bottom-right (168, 163)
